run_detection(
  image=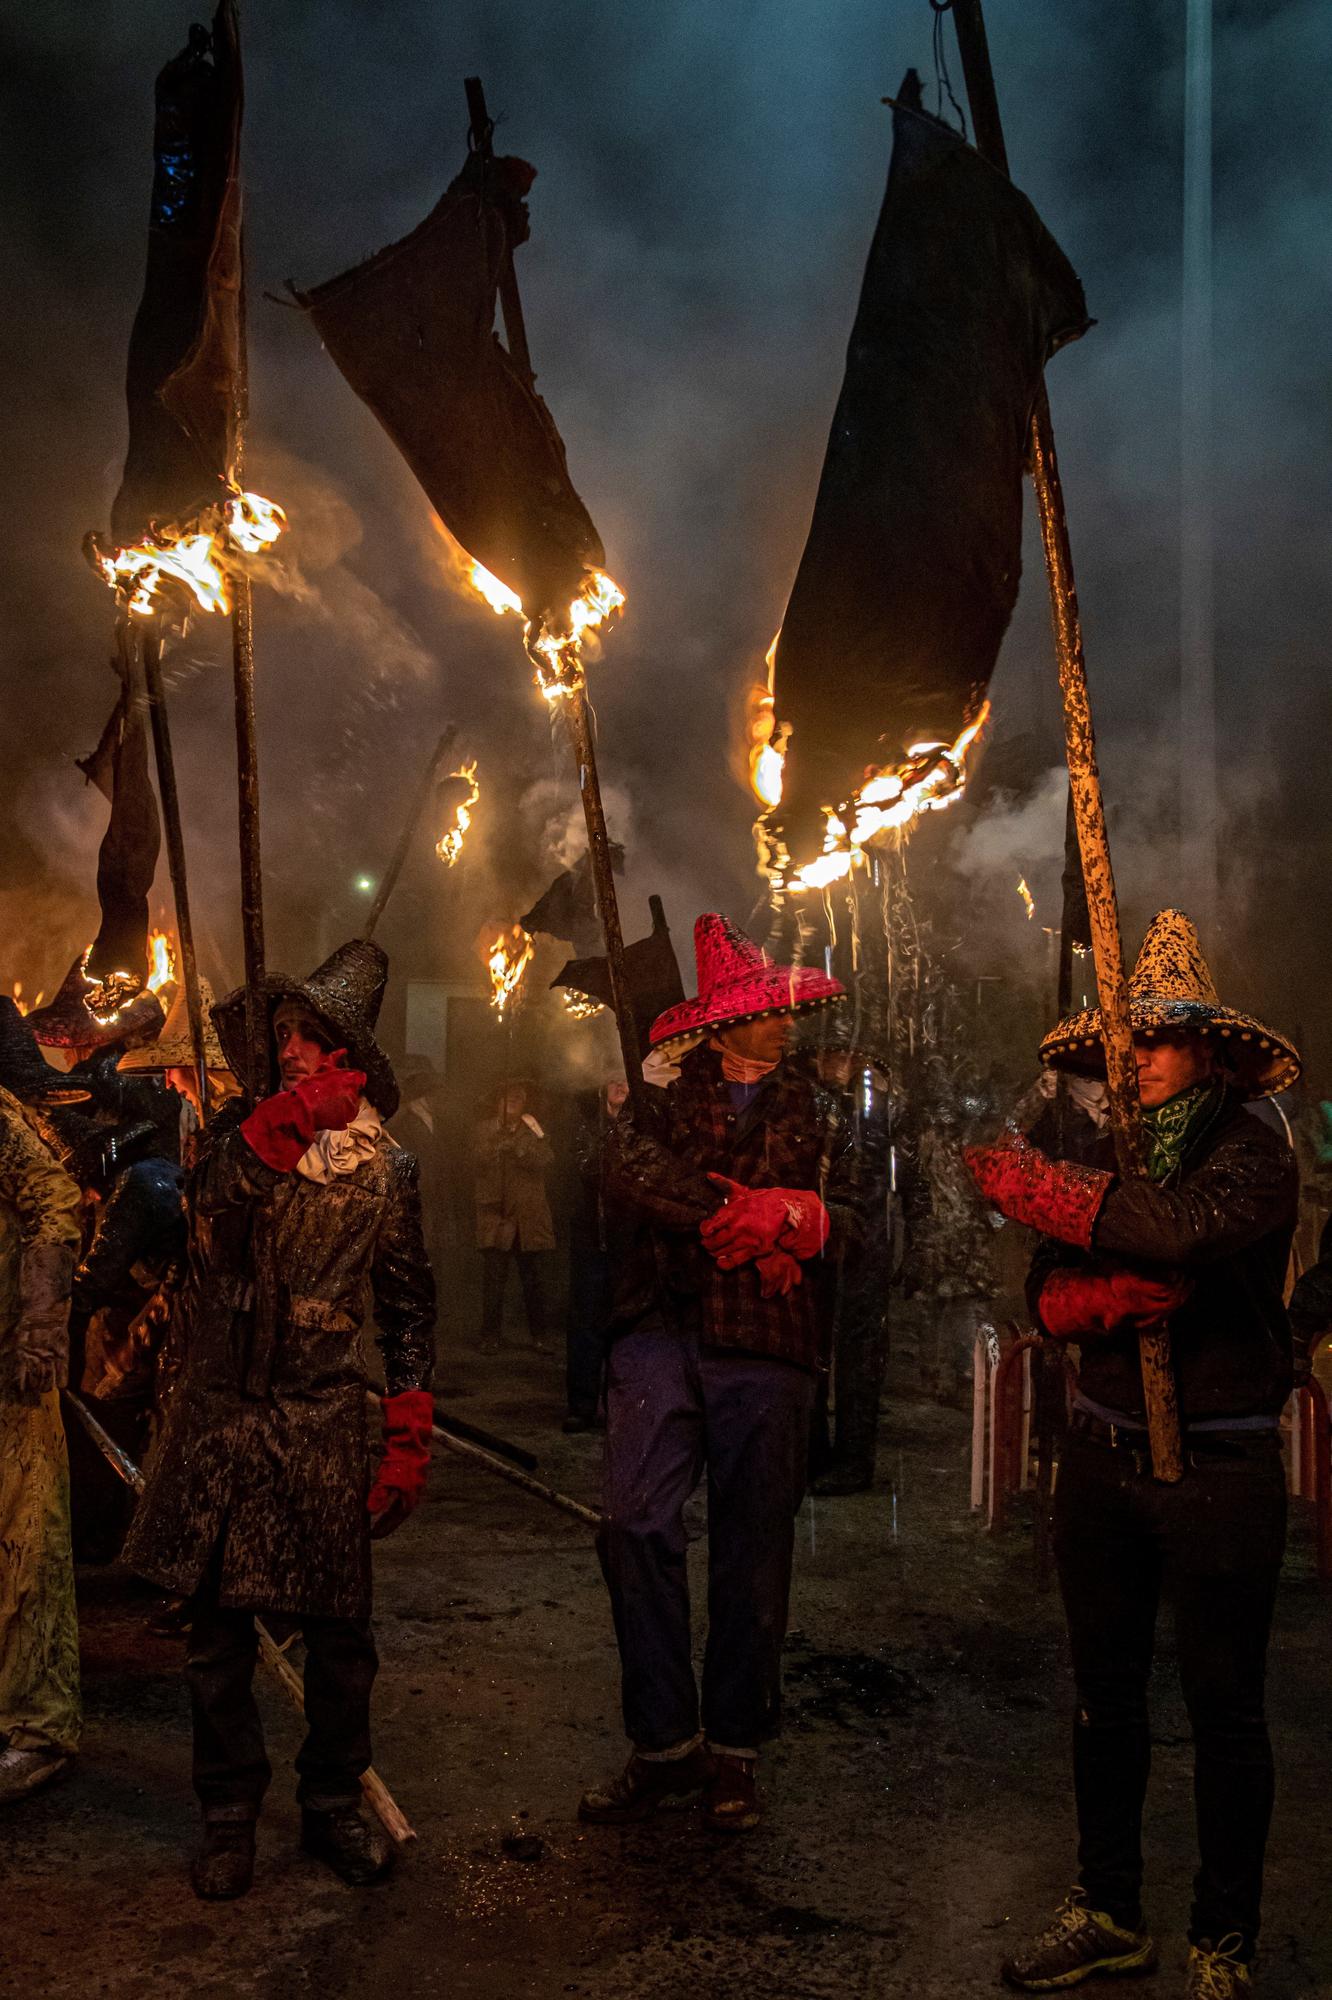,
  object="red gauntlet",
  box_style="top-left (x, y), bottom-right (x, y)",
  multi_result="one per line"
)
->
top-left (1038, 1267), bottom-right (1193, 1341)
top-left (755, 1249), bottom-right (803, 1299)
top-left (701, 1175), bottom-right (831, 1269)
top-left (963, 1132), bottom-right (1111, 1249)
top-left (367, 1388), bottom-right (433, 1533)
top-left (241, 1060), bottom-right (366, 1172)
